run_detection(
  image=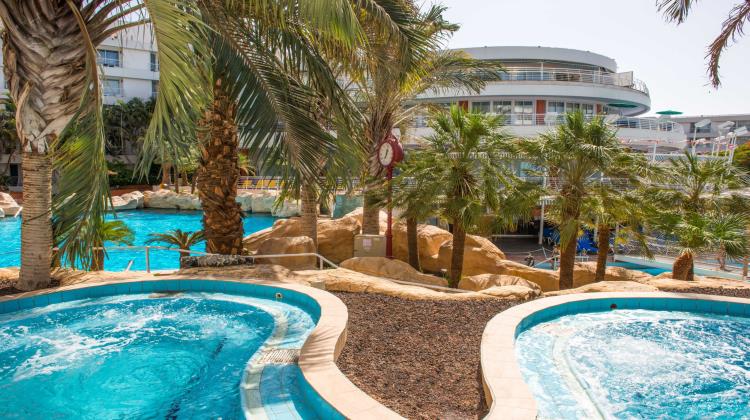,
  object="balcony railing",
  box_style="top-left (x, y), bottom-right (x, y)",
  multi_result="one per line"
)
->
top-left (413, 114), bottom-right (683, 133)
top-left (495, 67), bottom-right (650, 96)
